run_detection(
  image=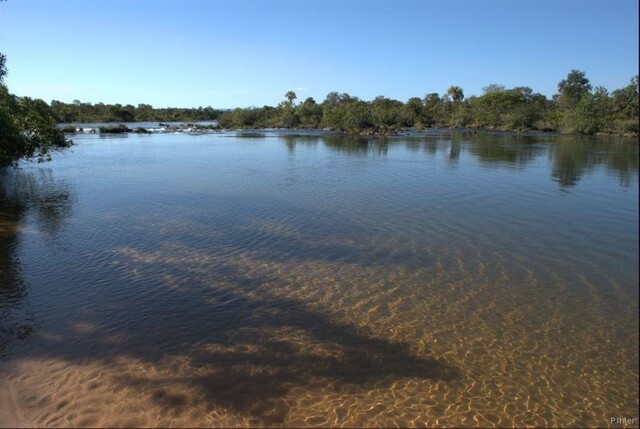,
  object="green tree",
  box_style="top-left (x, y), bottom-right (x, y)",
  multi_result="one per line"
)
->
top-left (471, 85), bottom-right (547, 130)
top-left (423, 93), bottom-right (444, 126)
top-left (285, 90), bottom-right (297, 106)
top-left (297, 97), bottom-right (322, 128)
top-left (1, 85), bottom-right (72, 166)
top-left (371, 96), bottom-right (403, 129)
top-left (610, 75), bottom-right (639, 117)
top-left (0, 53), bottom-right (7, 82)
top-left (275, 91), bottom-right (298, 127)
top-left (447, 86), bottom-right (464, 103)
top-left (557, 70), bottom-right (592, 109)
top-left (561, 88), bottom-right (610, 134)
top-left (404, 97), bottom-right (424, 127)
top-left (320, 93), bottom-right (372, 132)
top-left (0, 53), bottom-right (71, 166)
top-left (446, 86), bottom-right (464, 125)
top-left (482, 84), bottom-right (506, 94)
